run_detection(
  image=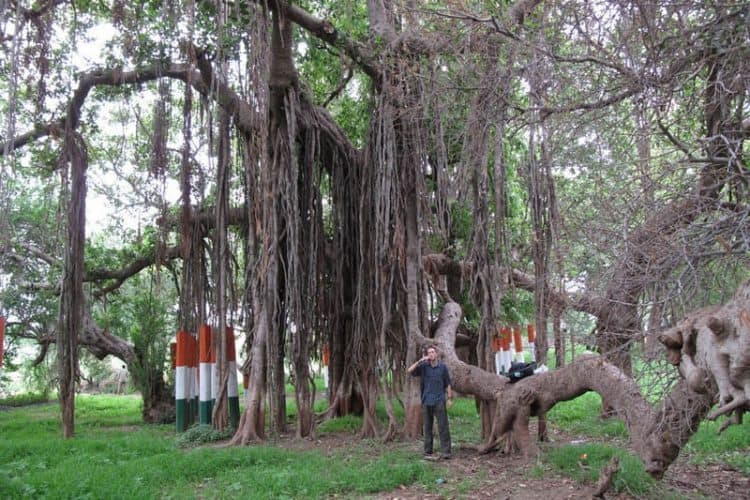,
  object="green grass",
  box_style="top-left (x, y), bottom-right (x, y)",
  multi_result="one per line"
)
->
top-left (544, 443), bottom-right (655, 497)
top-left (0, 395), bottom-right (436, 499)
top-left (547, 392), bottom-right (628, 438)
top-left (317, 414), bottom-right (363, 435)
top-left (2, 386), bottom-right (748, 498)
top-left (682, 417), bottom-right (750, 473)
